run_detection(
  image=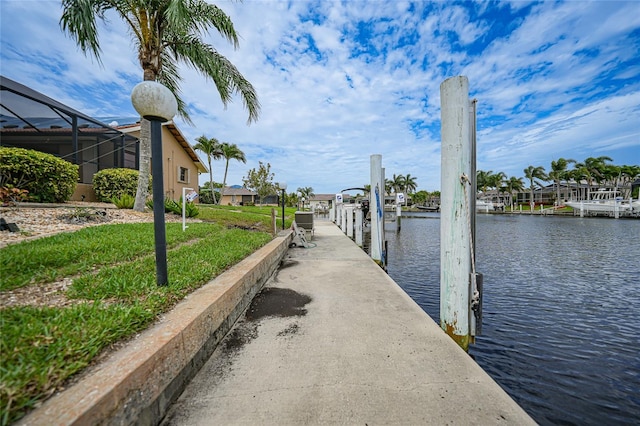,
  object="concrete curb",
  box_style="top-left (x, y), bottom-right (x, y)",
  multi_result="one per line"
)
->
top-left (19, 231), bottom-right (293, 426)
